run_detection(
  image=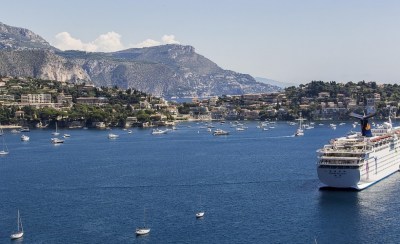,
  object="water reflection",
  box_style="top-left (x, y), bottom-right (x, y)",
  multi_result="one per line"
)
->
top-left (317, 190), bottom-right (362, 243)
top-left (317, 173), bottom-right (400, 243)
